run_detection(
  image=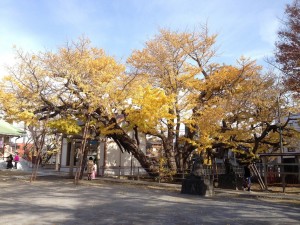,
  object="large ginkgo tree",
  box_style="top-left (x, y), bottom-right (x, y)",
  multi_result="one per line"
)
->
top-left (0, 28), bottom-right (298, 178)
